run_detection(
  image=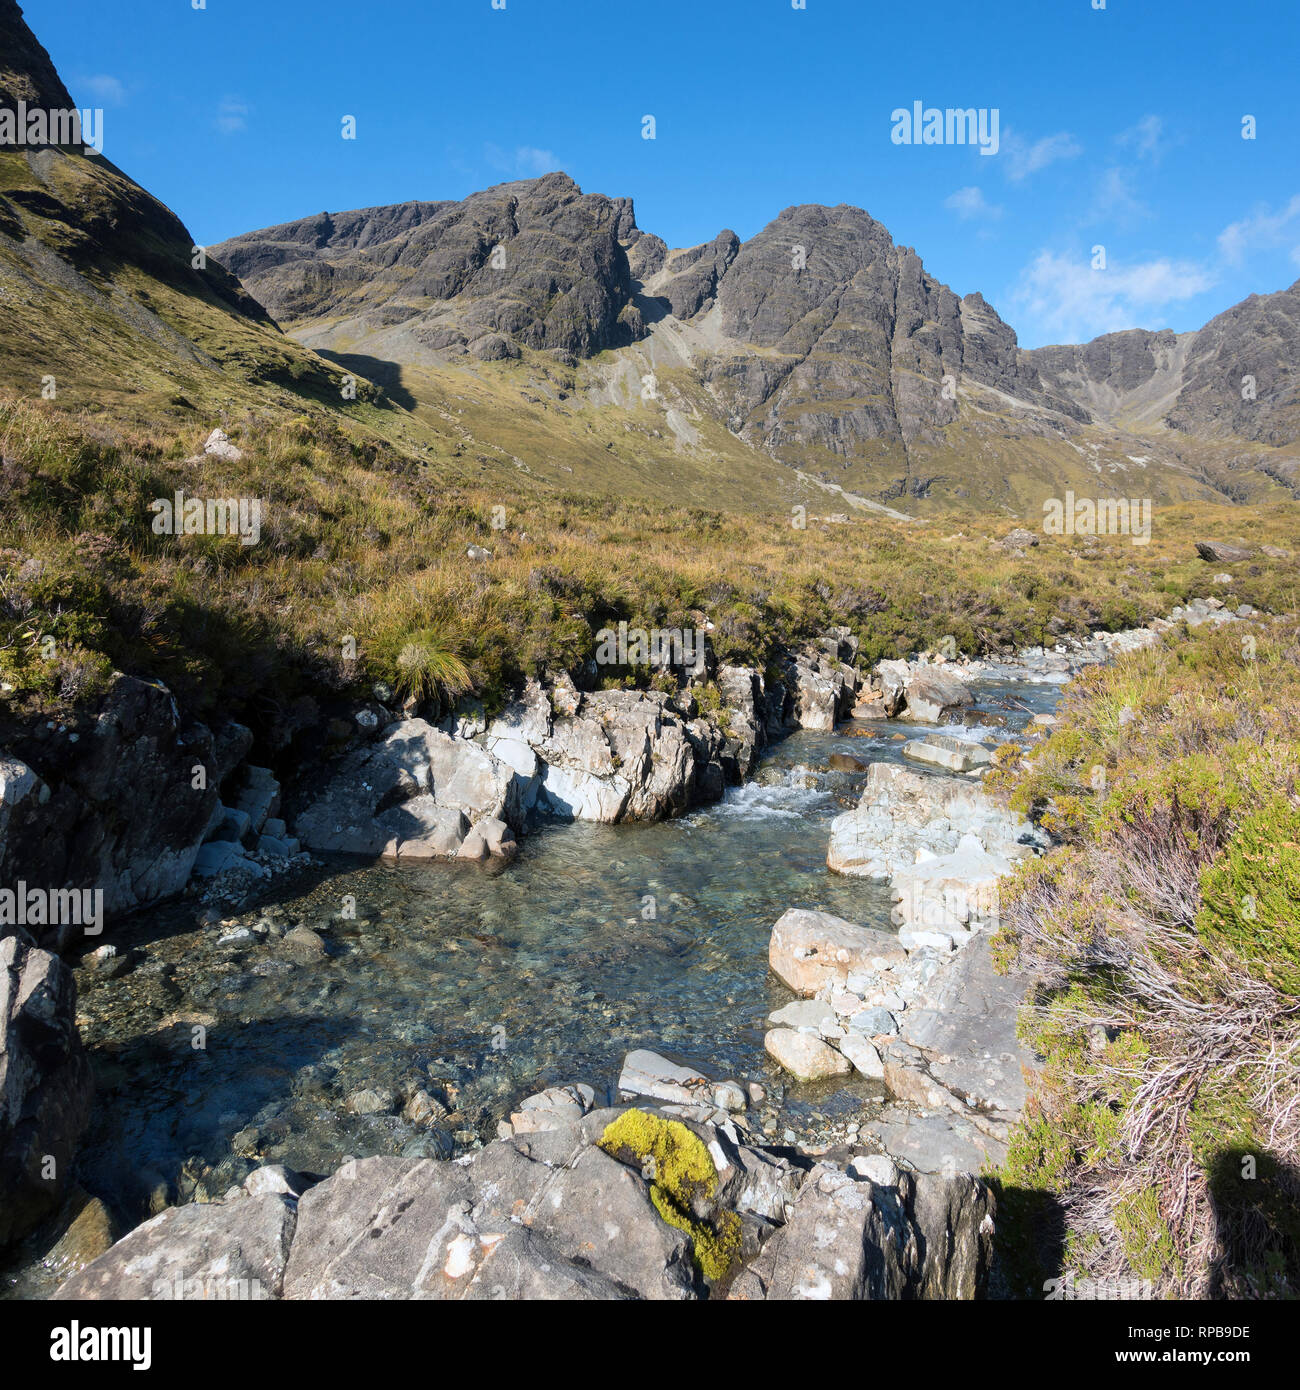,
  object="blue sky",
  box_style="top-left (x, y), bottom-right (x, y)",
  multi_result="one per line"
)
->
top-left (23, 0), bottom-right (1300, 347)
